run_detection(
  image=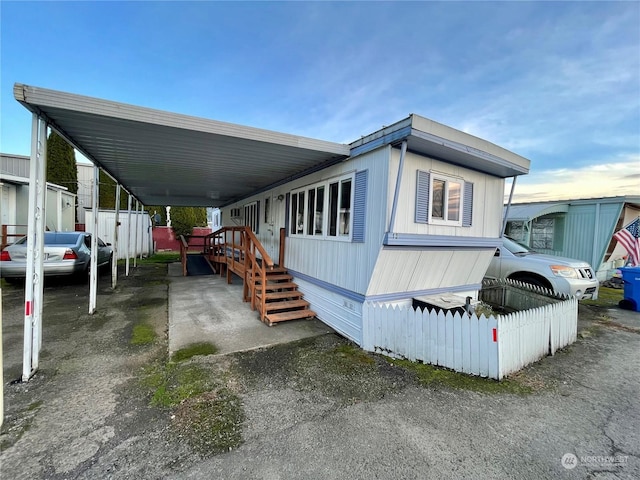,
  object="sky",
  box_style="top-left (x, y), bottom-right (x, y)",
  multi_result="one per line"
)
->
top-left (1, 1), bottom-right (639, 204)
